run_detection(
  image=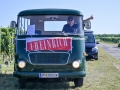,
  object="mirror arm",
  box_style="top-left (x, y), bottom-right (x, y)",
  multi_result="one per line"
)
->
top-left (16, 24), bottom-right (18, 27)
